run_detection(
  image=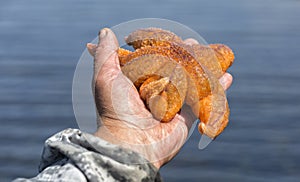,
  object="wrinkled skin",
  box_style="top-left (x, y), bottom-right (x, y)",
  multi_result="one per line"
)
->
top-left (87, 28), bottom-right (233, 169)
